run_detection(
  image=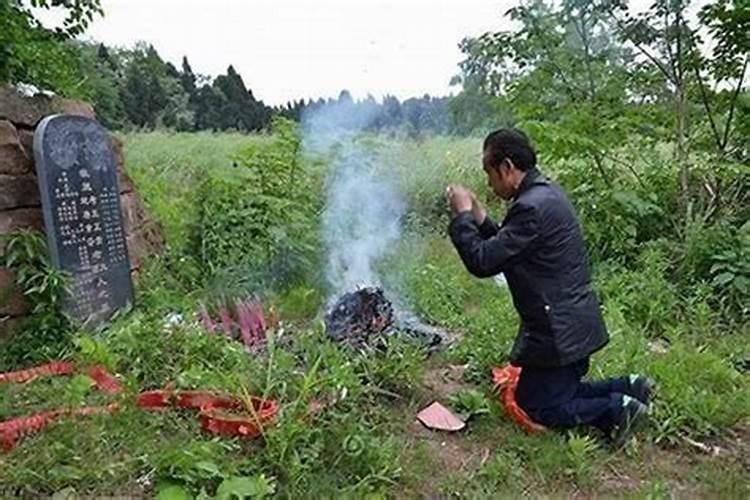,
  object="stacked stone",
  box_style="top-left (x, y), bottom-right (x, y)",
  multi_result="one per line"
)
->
top-left (0, 84), bottom-right (164, 337)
